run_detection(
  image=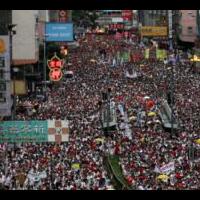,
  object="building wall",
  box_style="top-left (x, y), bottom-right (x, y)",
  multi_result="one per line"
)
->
top-left (0, 10), bottom-right (12, 35)
top-left (12, 10), bottom-right (39, 65)
top-left (140, 10), bottom-right (167, 26)
top-left (178, 10), bottom-right (197, 43)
